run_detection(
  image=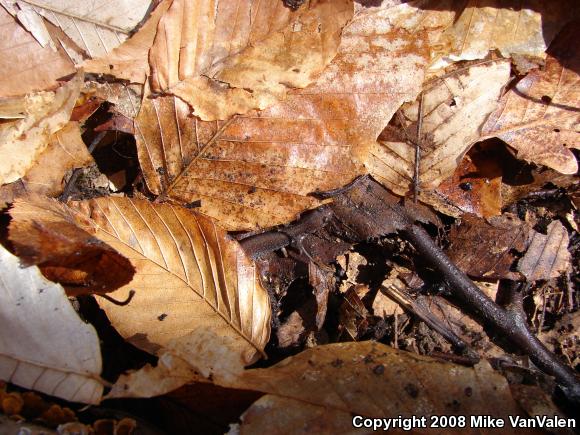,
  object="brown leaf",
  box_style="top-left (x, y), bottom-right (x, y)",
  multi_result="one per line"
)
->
top-left (482, 21), bottom-right (580, 174)
top-left (0, 71), bottom-right (82, 184)
top-left (232, 341), bottom-right (525, 434)
top-left (365, 60), bottom-right (510, 197)
top-left (517, 220), bottom-right (571, 282)
top-left (425, 149), bottom-right (503, 218)
top-left (309, 261), bottom-right (333, 329)
top-left (433, 1), bottom-right (577, 65)
top-left (0, 5), bottom-right (75, 96)
top-left (9, 196), bottom-right (135, 295)
top-left (66, 197), bottom-right (271, 364)
top-left (135, 2), bottom-right (433, 230)
top-left (83, 0), bottom-right (171, 84)
top-left (148, 0), bottom-right (353, 120)
top-left (446, 214), bottom-right (531, 280)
